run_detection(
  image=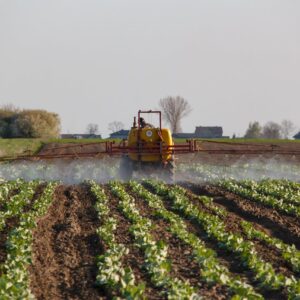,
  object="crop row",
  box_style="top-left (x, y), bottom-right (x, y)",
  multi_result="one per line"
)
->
top-left (0, 179), bottom-right (25, 204)
top-left (240, 221), bottom-right (300, 274)
top-left (235, 180), bottom-right (300, 206)
top-left (129, 181), bottom-right (262, 299)
top-left (175, 182), bottom-right (300, 274)
top-left (219, 180), bottom-right (300, 218)
top-left (178, 163), bottom-right (300, 182)
top-left (90, 181), bottom-right (145, 299)
top-left (0, 180), bottom-right (39, 230)
top-left (146, 180), bottom-right (300, 299)
top-left (181, 181), bottom-right (300, 275)
top-left (0, 181), bottom-right (57, 299)
top-left (109, 181), bottom-right (200, 299)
